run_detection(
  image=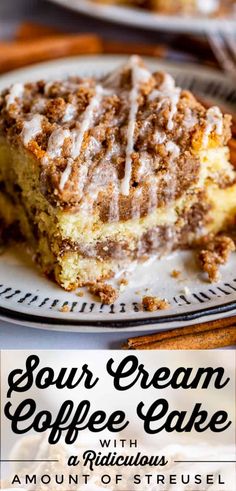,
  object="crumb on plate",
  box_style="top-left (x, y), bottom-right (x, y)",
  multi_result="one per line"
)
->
top-left (142, 296), bottom-right (170, 312)
top-left (182, 286), bottom-right (191, 296)
top-left (88, 282), bottom-right (118, 305)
